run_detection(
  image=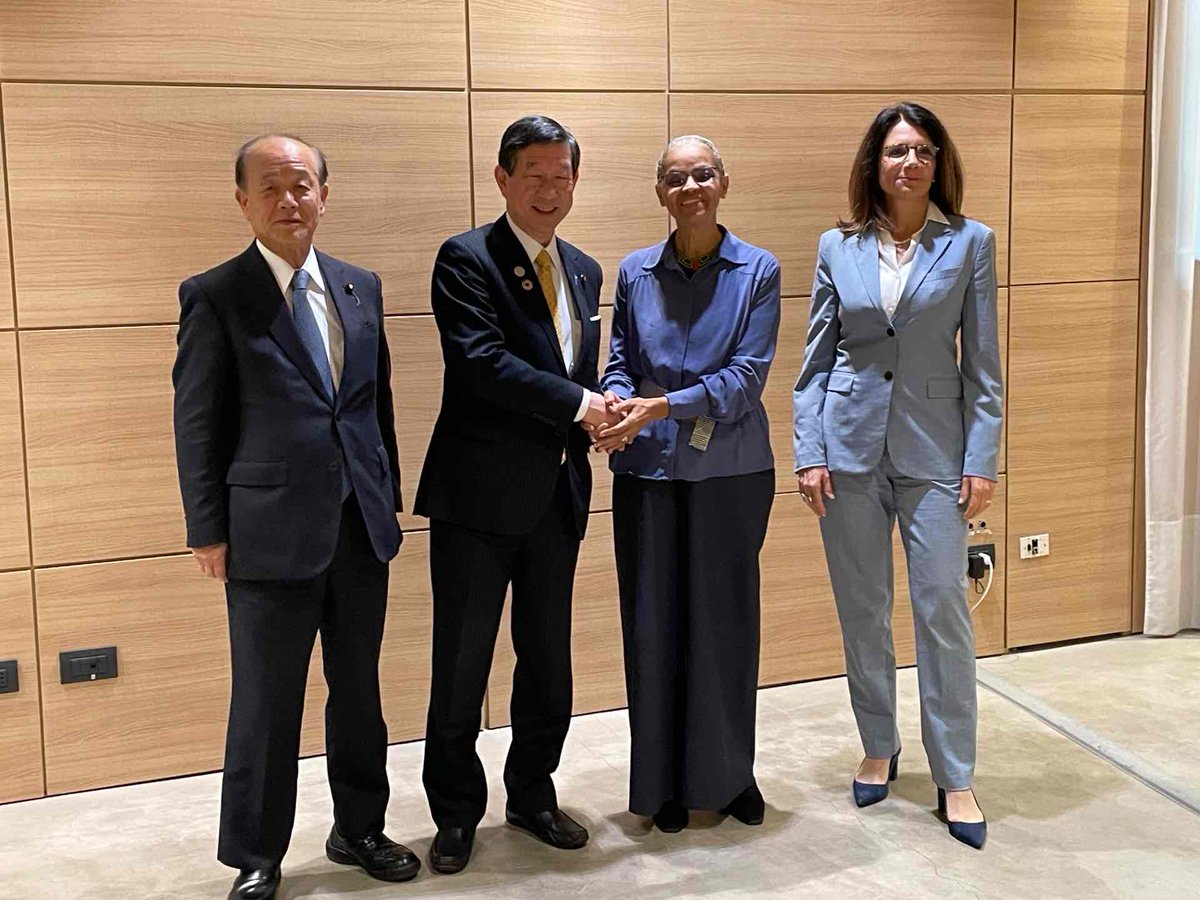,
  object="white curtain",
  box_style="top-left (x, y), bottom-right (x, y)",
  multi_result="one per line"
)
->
top-left (1145, 0), bottom-right (1200, 634)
